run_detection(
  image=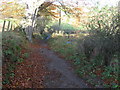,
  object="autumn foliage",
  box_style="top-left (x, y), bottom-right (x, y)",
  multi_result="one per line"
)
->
top-left (0, 1), bottom-right (25, 19)
top-left (37, 2), bottom-right (60, 18)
